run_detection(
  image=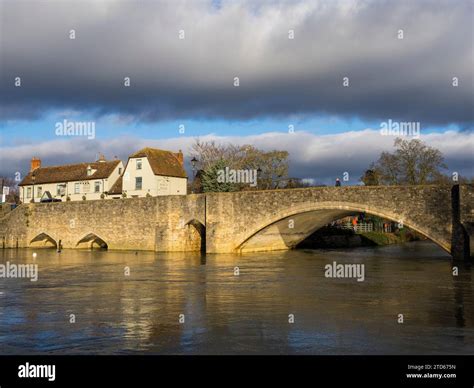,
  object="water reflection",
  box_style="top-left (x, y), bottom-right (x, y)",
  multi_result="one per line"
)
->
top-left (0, 242), bottom-right (472, 355)
top-left (453, 263), bottom-right (472, 329)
